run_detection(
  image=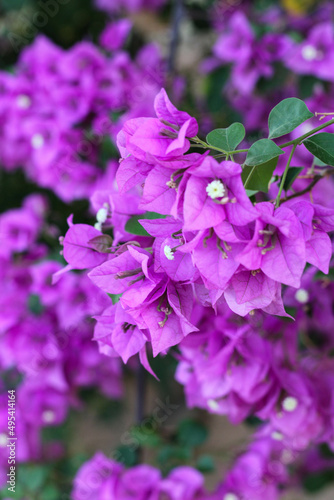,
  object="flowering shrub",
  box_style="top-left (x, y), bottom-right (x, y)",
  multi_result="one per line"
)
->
top-left (2, 1), bottom-right (334, 499)
top-left (0, 27), bottom-right (163, 201)
top-left (61, 85), bottom-right (334, 498)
